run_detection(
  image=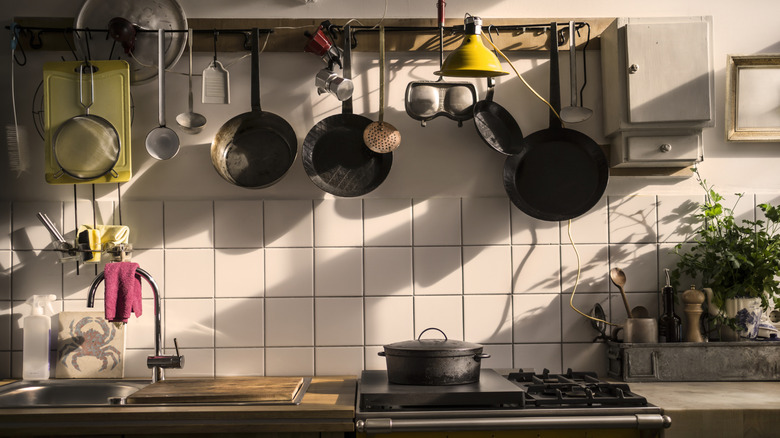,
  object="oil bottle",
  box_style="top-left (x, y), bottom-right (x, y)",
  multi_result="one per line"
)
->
top-left (658, 269), bottom-right (682, 342)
